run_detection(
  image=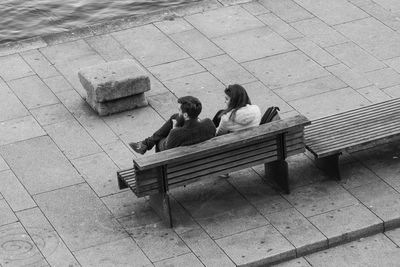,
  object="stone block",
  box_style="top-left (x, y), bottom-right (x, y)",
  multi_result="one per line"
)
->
top-left (78, 59), bottom-right (150, 102)
top-left (86, 92), bottom-right (148, 116)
